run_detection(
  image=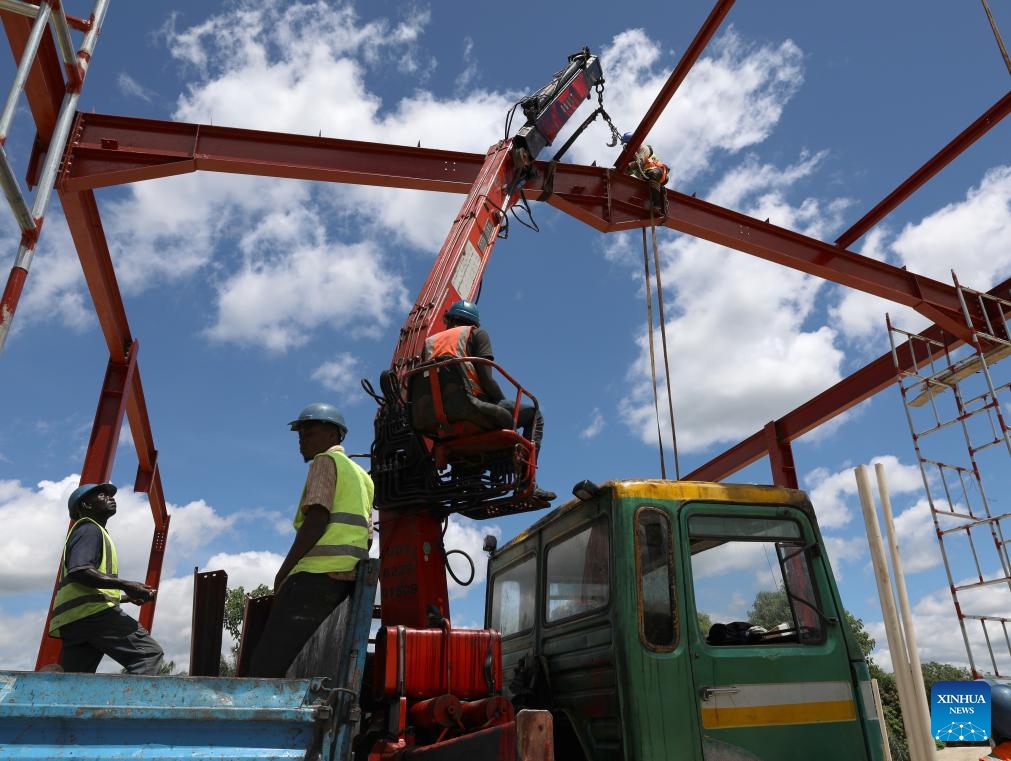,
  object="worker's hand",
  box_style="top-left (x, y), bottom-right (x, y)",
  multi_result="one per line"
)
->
top-left (122, 581), bottom-right (157, 604)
